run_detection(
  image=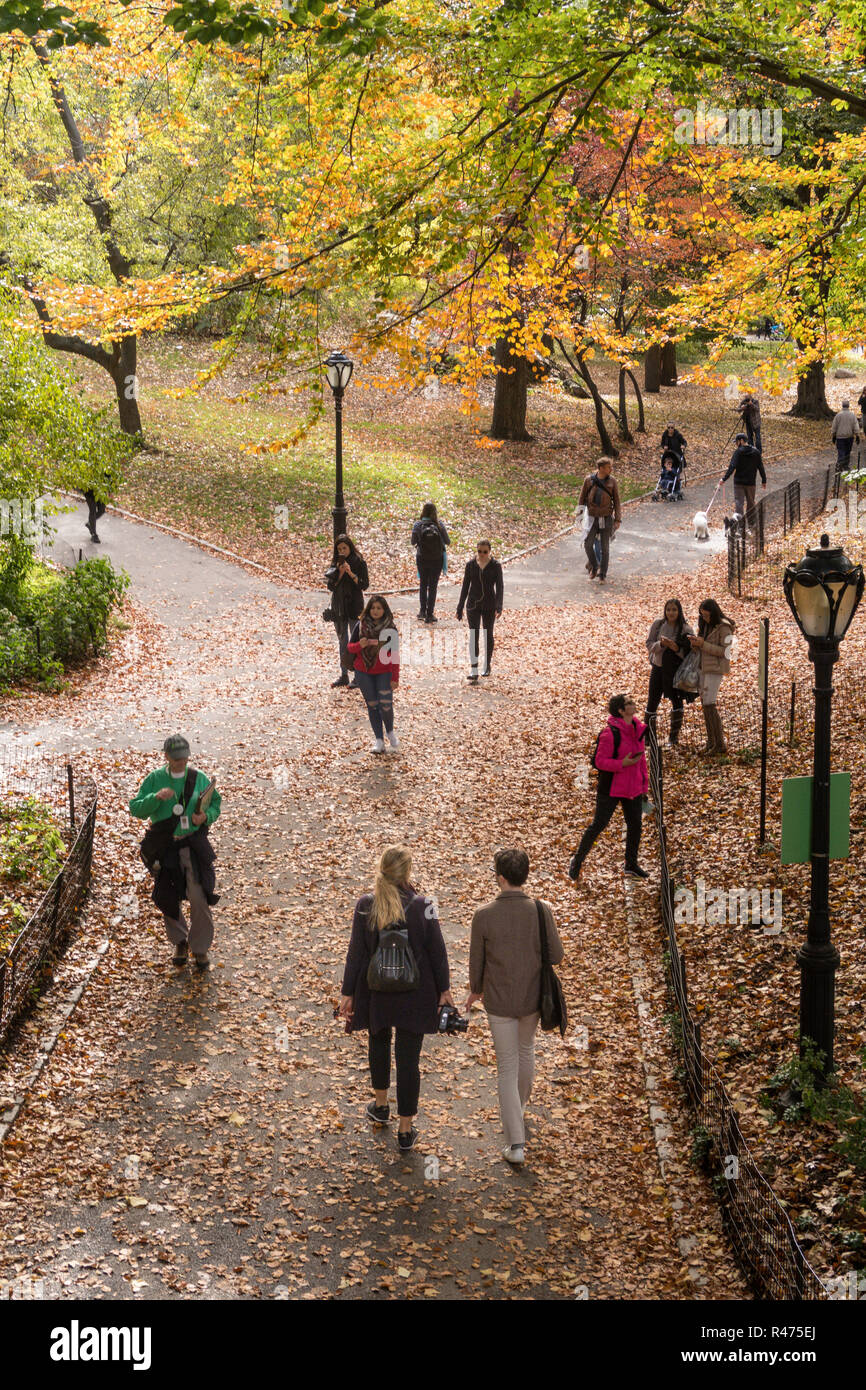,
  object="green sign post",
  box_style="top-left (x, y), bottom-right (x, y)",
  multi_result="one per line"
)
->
top-left (781, 773), bottom-right (851, 865)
